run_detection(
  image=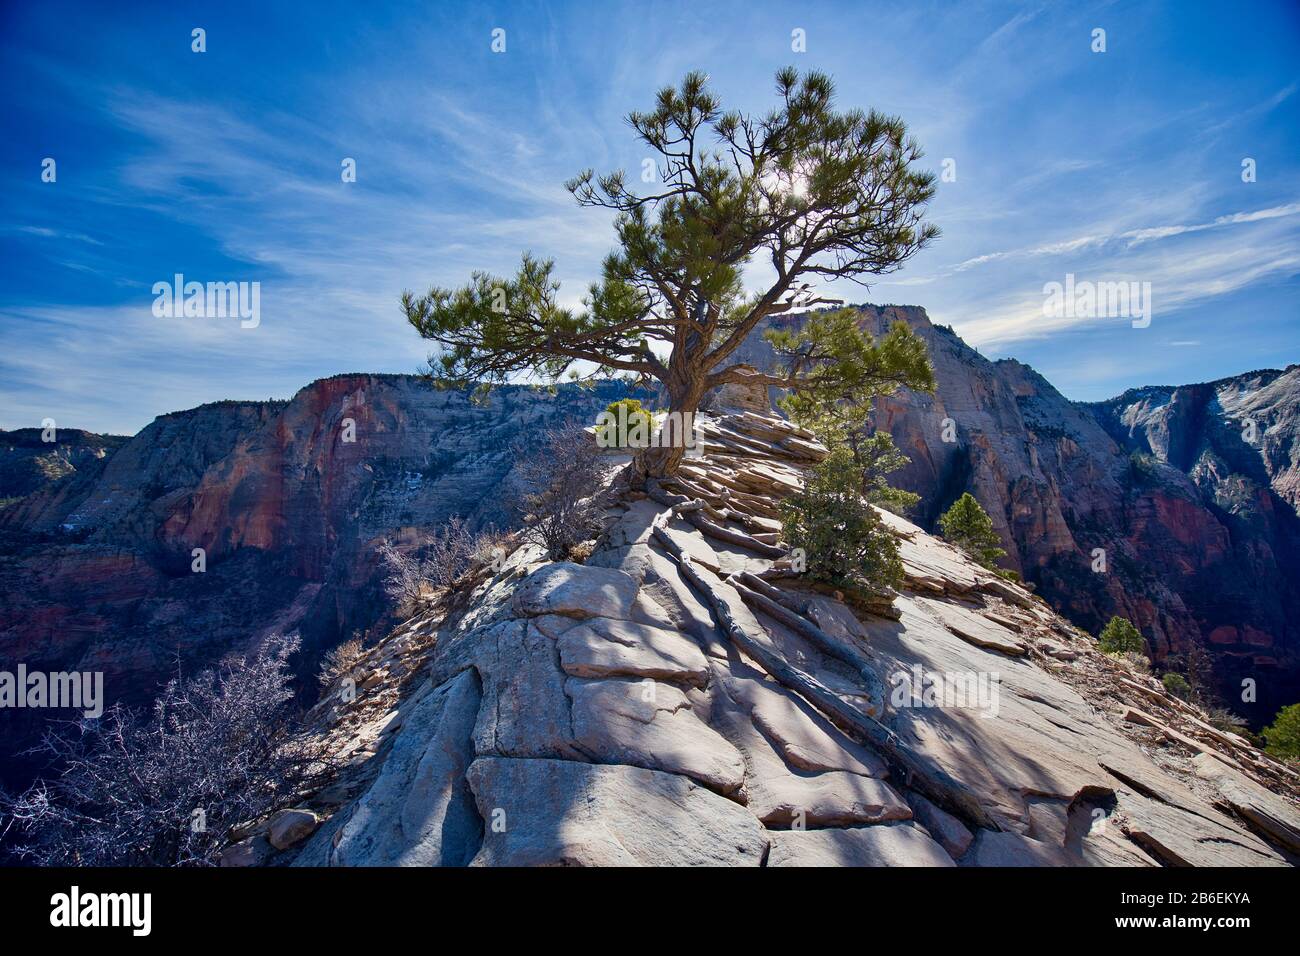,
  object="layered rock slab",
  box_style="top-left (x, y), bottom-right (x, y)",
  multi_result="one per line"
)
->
top-left (556, 617), bottom-right (709, 686)
top-left (1113, 788), bottom-right (1287, 867)
top-left (915, 596), bottom-right (1027, 656)
top-left (299, 668), bottom-right (483, 866)
top-left (466, 619), bottom-right (584, 760)
top-left (568, 677), bottom-right (746, 795)
top-left (1190, 752), bottom-right (1300, 854)
top-left (906, 792), bottom-right (974, 859)
top-left (733, 720), bottom-right (908, 826)
top-left (768, 823), bottom-right (954, 867)
top-left (466, 757), bottom-right (768, 866)
top-left (512, 561), bottom-right (639, 620)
